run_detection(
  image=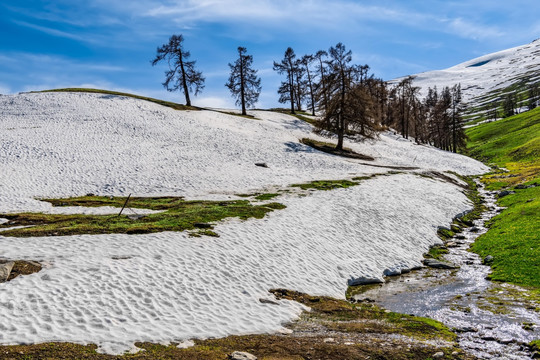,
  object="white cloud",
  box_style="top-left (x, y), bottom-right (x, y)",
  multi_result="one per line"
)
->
top-left (444, 17), bottom-right (504, 40)
top-left (12, 20), bottom-right (92, 43)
